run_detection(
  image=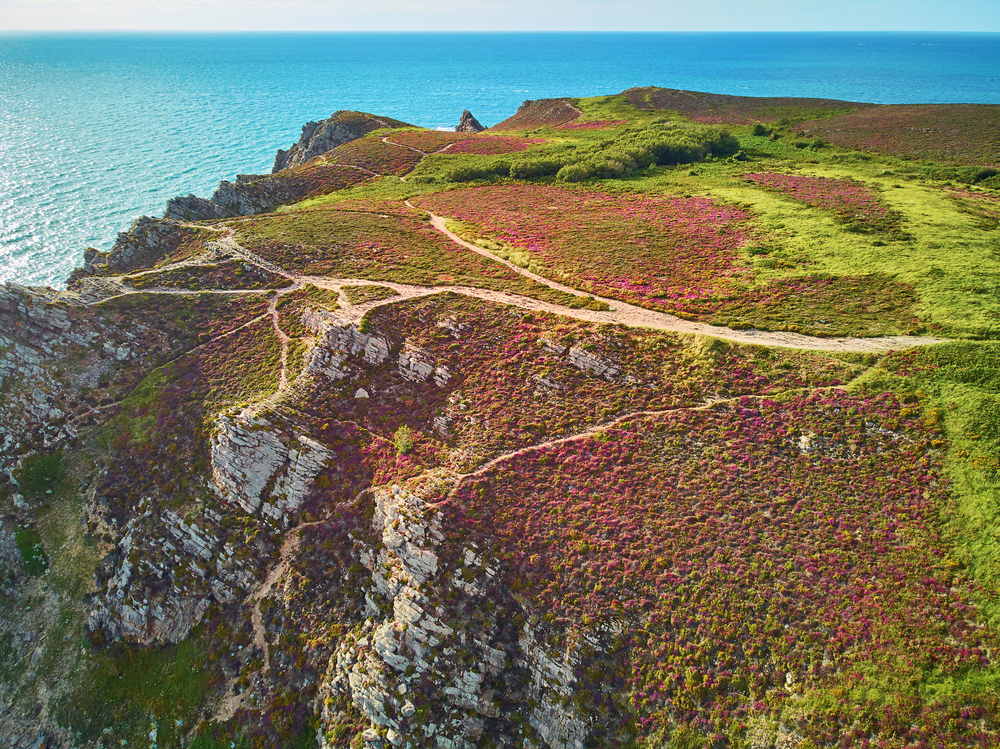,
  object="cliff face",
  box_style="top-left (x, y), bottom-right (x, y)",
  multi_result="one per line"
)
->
top-left (272, 111), bottom-right (413, 172)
